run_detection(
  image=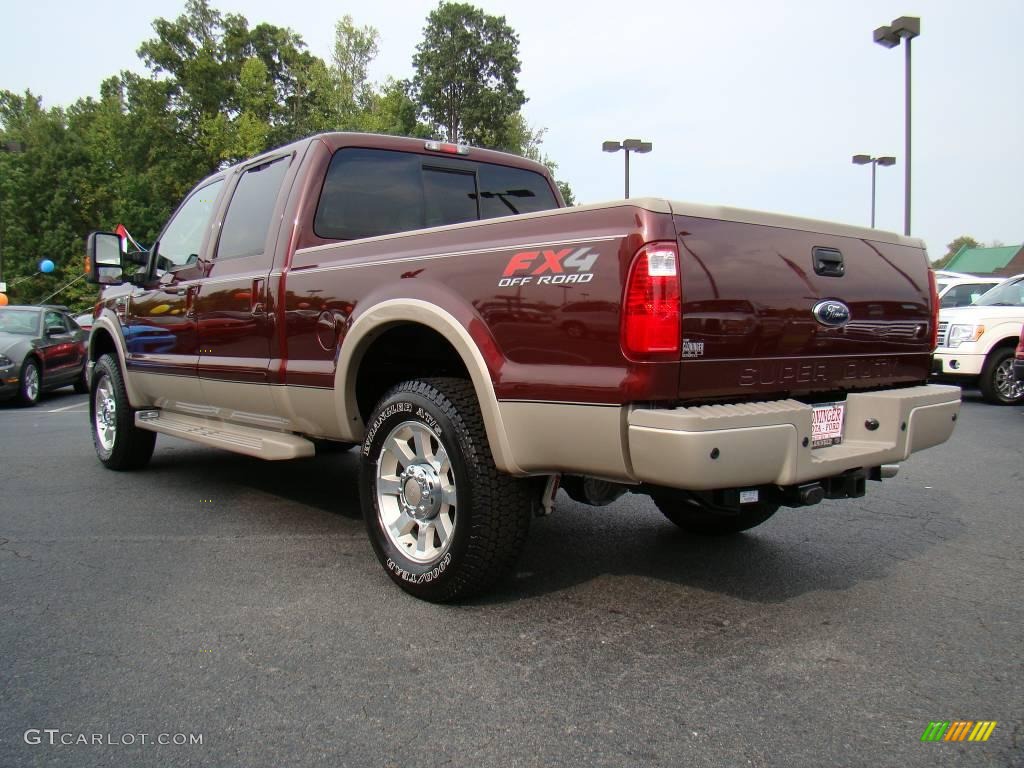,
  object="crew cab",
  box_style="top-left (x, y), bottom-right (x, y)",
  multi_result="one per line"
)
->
top-left (933, 274), bottom-right (1024, 404)
top-left (84, 132), bottom-right (961, 601)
